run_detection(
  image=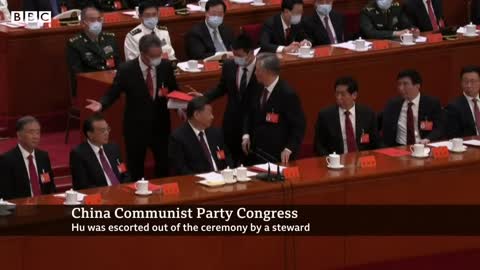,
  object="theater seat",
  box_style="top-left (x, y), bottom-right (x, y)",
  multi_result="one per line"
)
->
top-left (240, 23), bottom-right (262, 47)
